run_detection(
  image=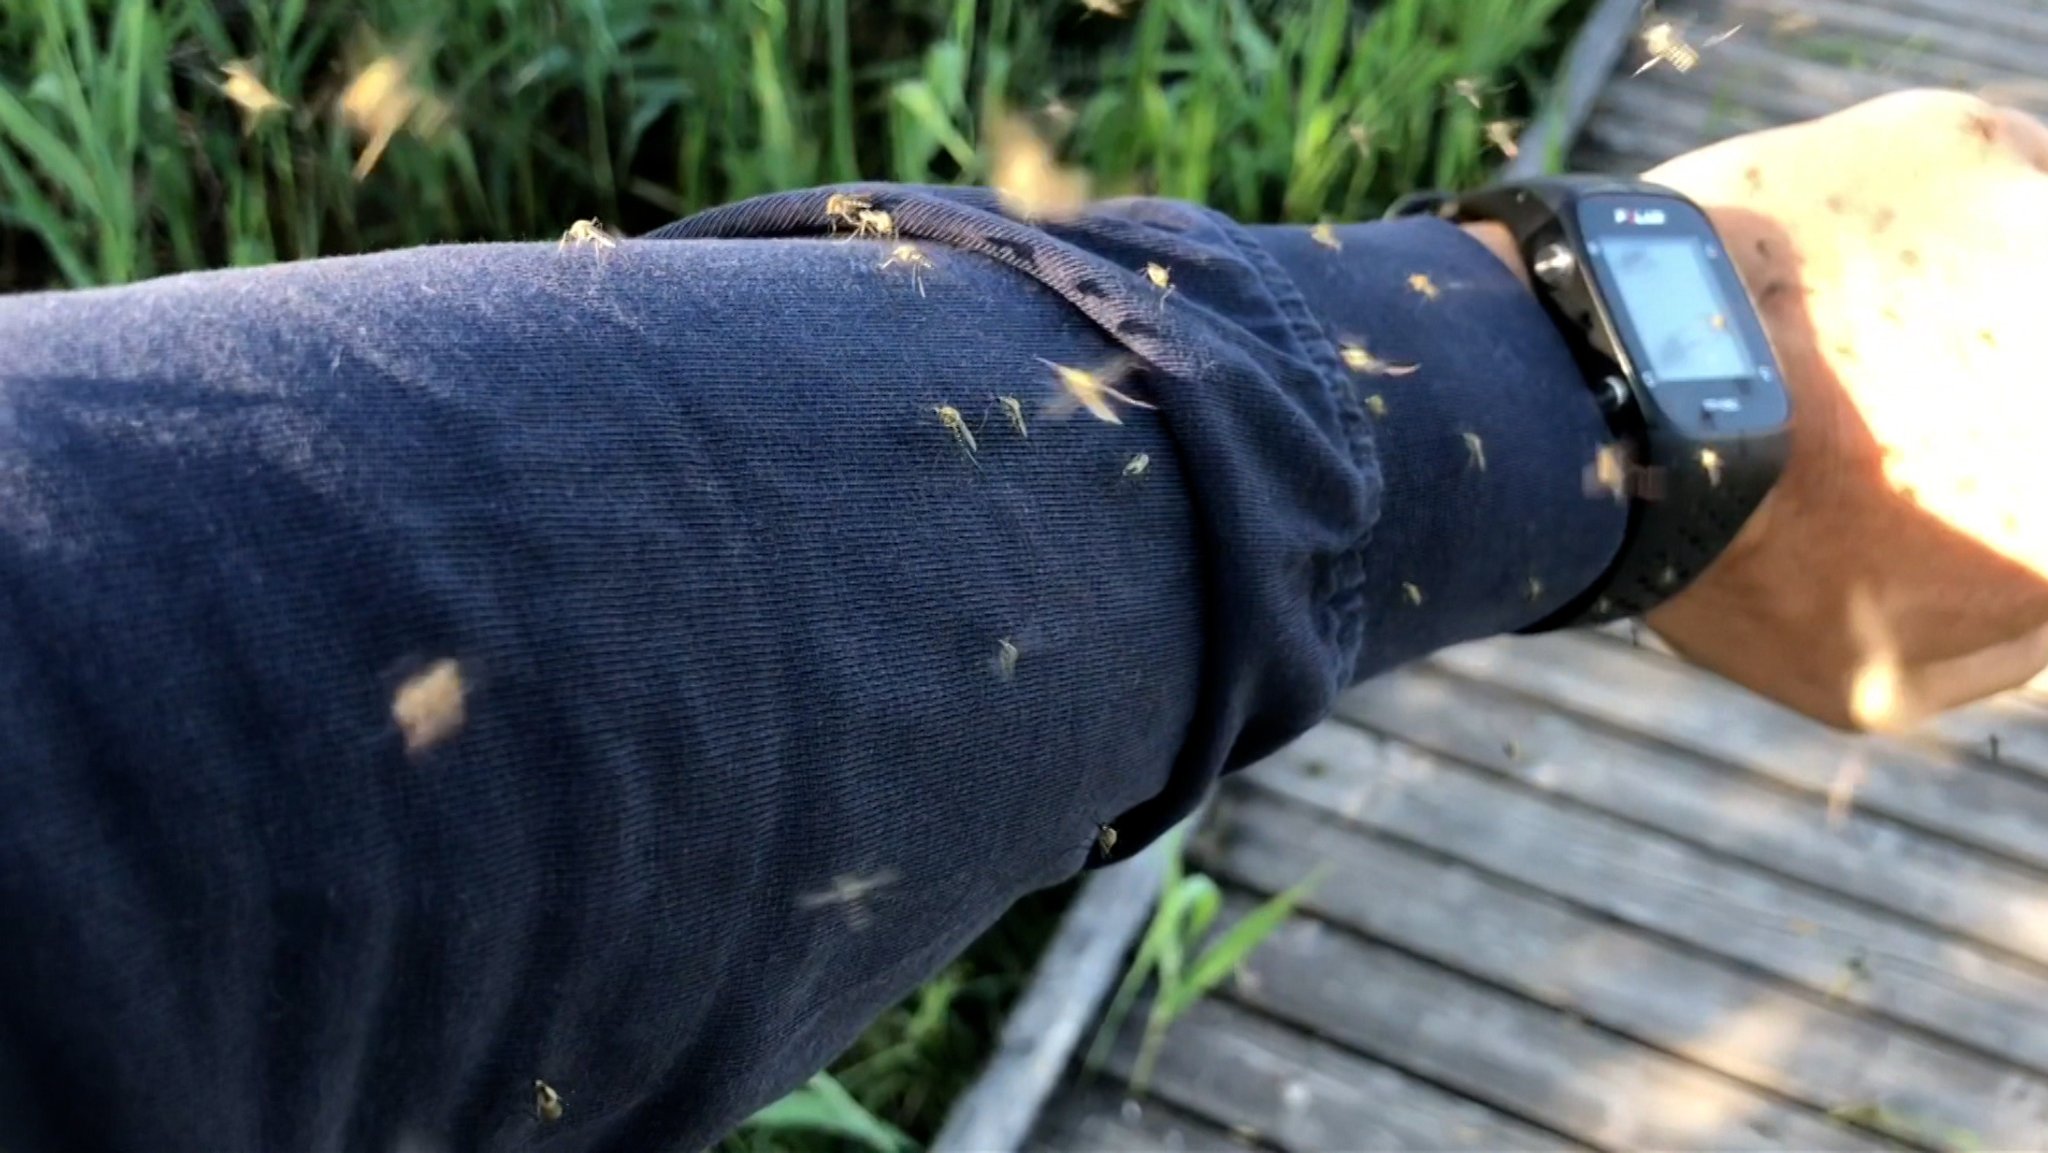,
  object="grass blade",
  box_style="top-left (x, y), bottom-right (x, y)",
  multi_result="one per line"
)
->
top-left (1162, 867), bottom-right (1325, 1022)
top-left (741, 1072), bottom-right (913, 1153)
